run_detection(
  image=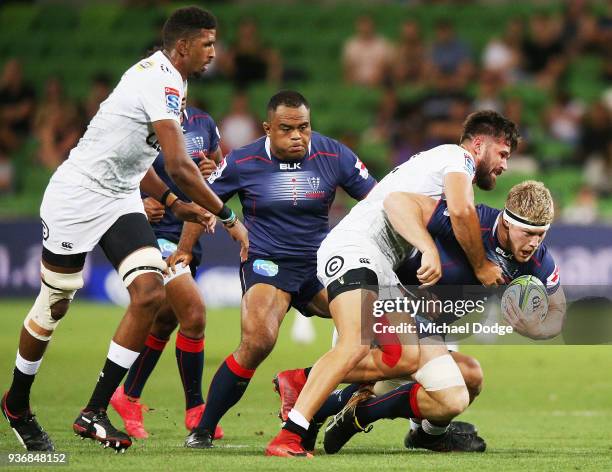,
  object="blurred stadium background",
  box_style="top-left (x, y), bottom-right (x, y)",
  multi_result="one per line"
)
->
top-left (2, 0), bottom-right (612, 302)
top-left (0, 1), bottom-right (611, 469)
